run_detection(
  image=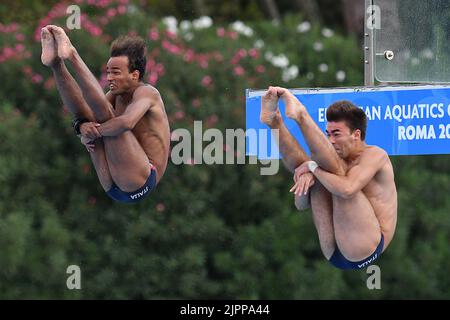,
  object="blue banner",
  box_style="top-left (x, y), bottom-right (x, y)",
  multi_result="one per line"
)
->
top-left (246, 86), bottom-right (450, 158)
